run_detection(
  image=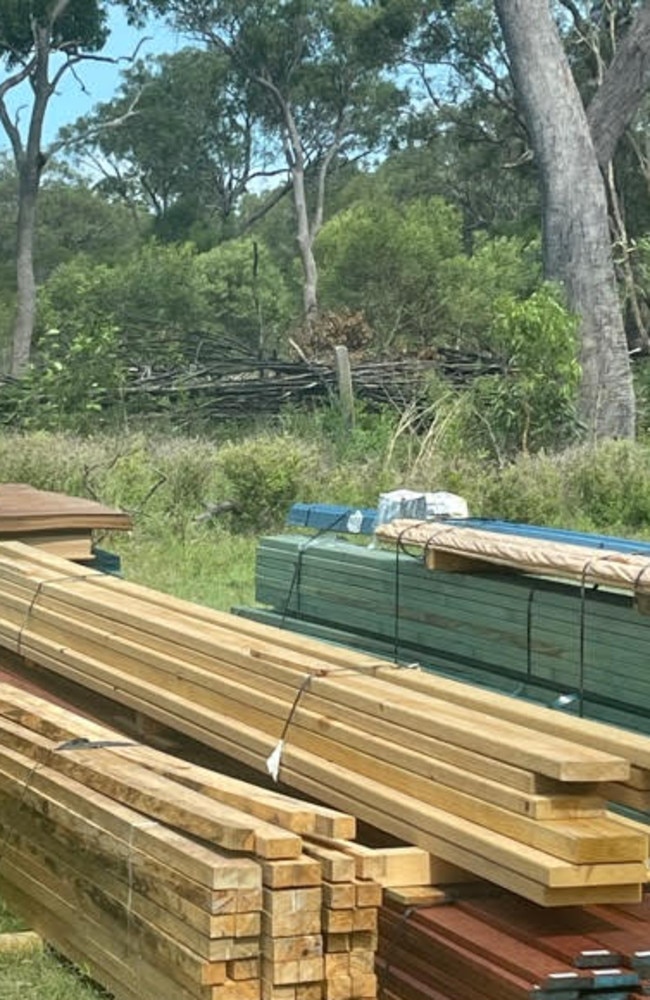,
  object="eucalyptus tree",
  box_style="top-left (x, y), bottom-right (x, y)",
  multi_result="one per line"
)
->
top-left (0, 0), bottom-right (142, 374)
top-left (62, 47), bottom-right (280, 243)
top-left (492, 0), bottom-right (650, 439)
top-left (412, 0), bottom-right (650, 440)
top-left (146, 0), bottom-right (421, 326)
